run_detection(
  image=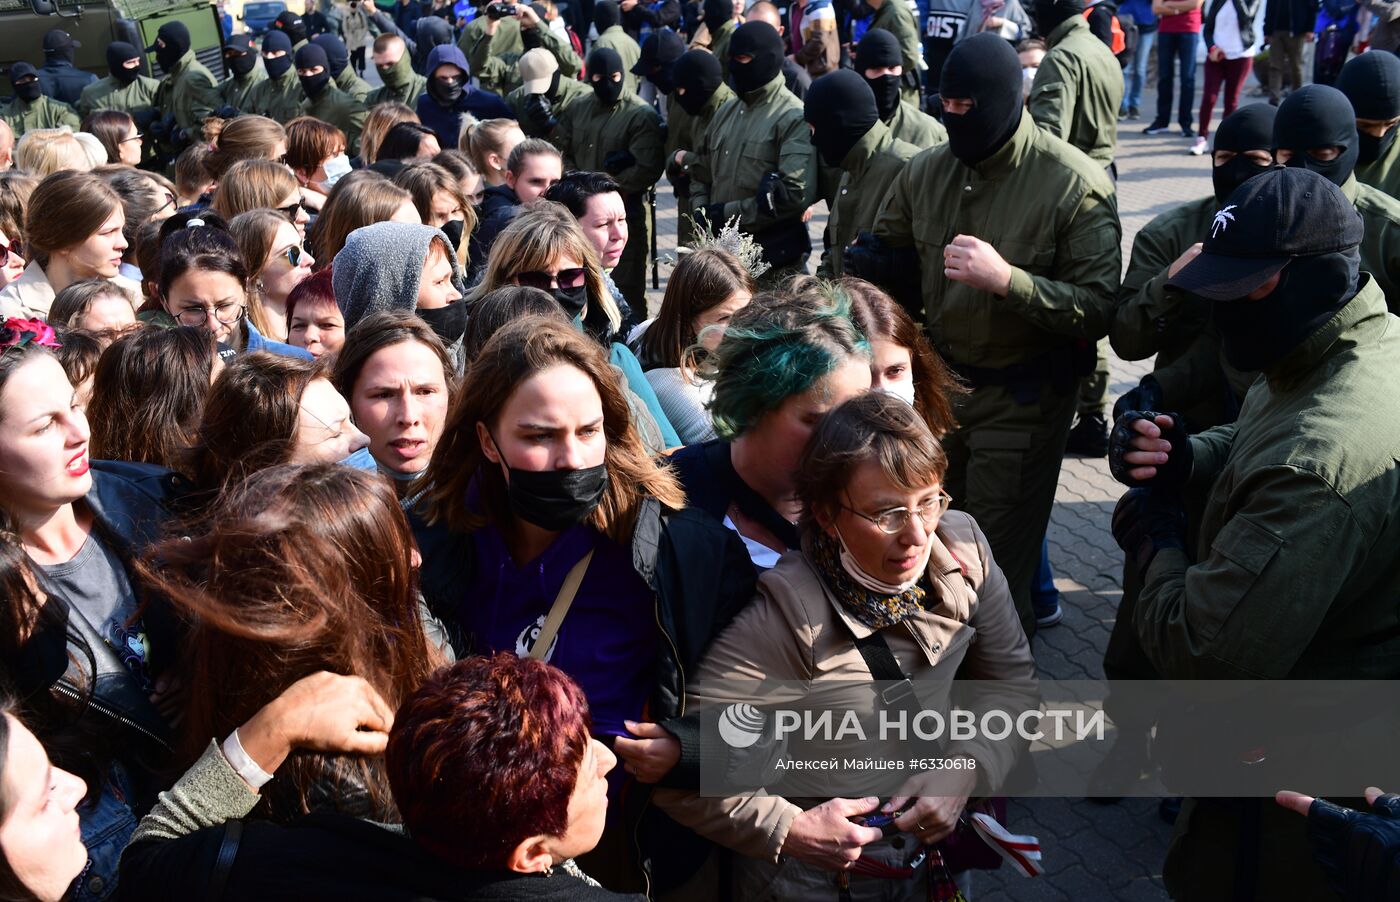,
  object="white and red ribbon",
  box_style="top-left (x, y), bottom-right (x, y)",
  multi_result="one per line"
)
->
top-left (968, 812), bottom-right (1044, 877)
